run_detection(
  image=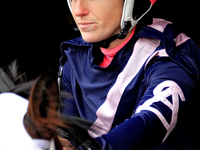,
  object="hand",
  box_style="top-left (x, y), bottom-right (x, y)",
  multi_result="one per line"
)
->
top-left (58, 136), bottom-right (77, 150)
